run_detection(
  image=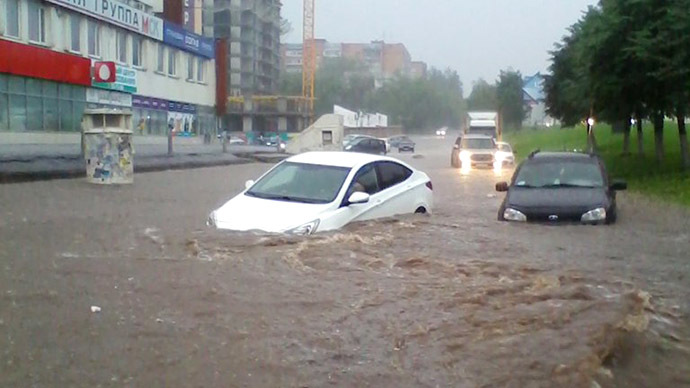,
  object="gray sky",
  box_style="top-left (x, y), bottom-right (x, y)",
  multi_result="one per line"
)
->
top-left (282, 0), bottom-right (597, 93)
